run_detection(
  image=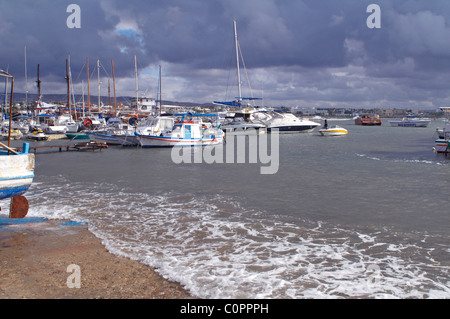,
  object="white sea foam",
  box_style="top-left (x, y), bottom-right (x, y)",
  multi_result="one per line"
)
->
top-left (11, 176), bottom-right (449, 299)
